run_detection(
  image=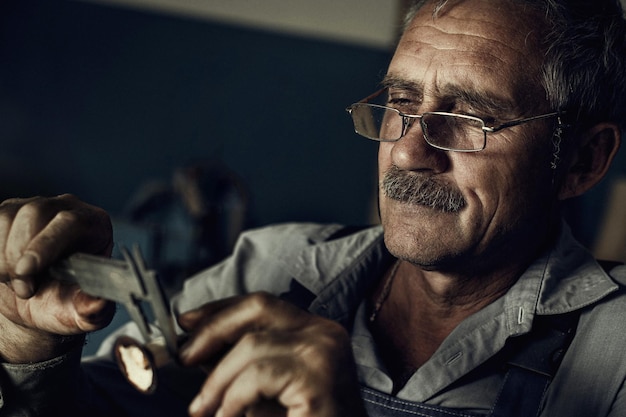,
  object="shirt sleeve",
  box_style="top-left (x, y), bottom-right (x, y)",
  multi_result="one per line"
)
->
top-left (0, 331), bottom-right (205, 416)
top-left (172, 222), bottom-right (342, 315)
top-left (0, 347), bottom-right (84, 416)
